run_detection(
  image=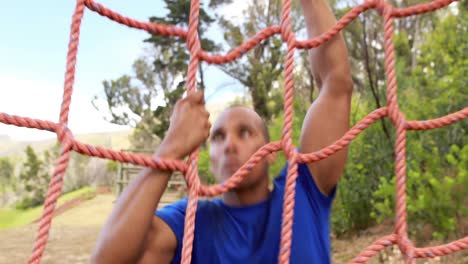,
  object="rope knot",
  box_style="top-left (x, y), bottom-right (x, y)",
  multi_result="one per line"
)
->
top-left (56, 124), bottom-right (74, 146)
top-left (280, 22), bottom-right (295, 44)
top-left (287, 147), bottom-right (298, 165)
top-left (281, 137), bottom-right (295, 159)
top-left (397, 235), bottom-right (415, 263)
top-left (373, 0), bottom-right (389, 16)
top-left (388, 109), bottom-right (407, 128)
